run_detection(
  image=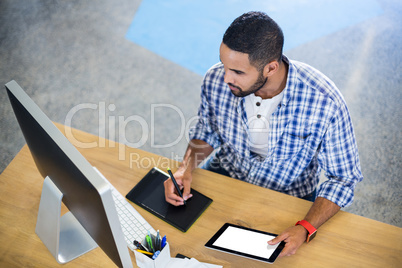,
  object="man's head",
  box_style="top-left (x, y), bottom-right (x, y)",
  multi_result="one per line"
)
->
top-left (220, 12), bottom-right (286, 98)
top-left (223, 11), bottom-right (284, 72)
